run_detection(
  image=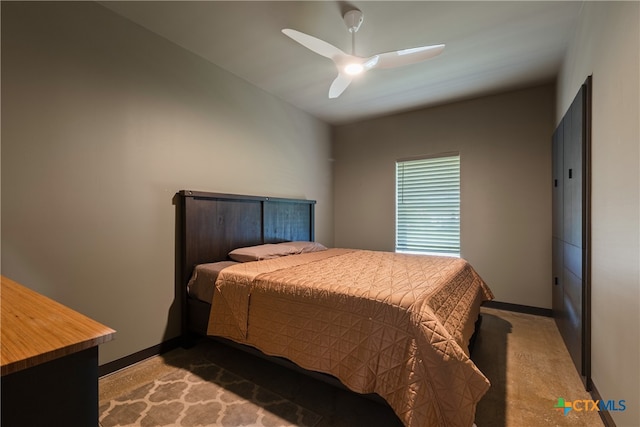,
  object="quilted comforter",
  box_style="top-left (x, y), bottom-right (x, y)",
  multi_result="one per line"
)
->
top-left (207, 248), bottom-right (493, 427)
